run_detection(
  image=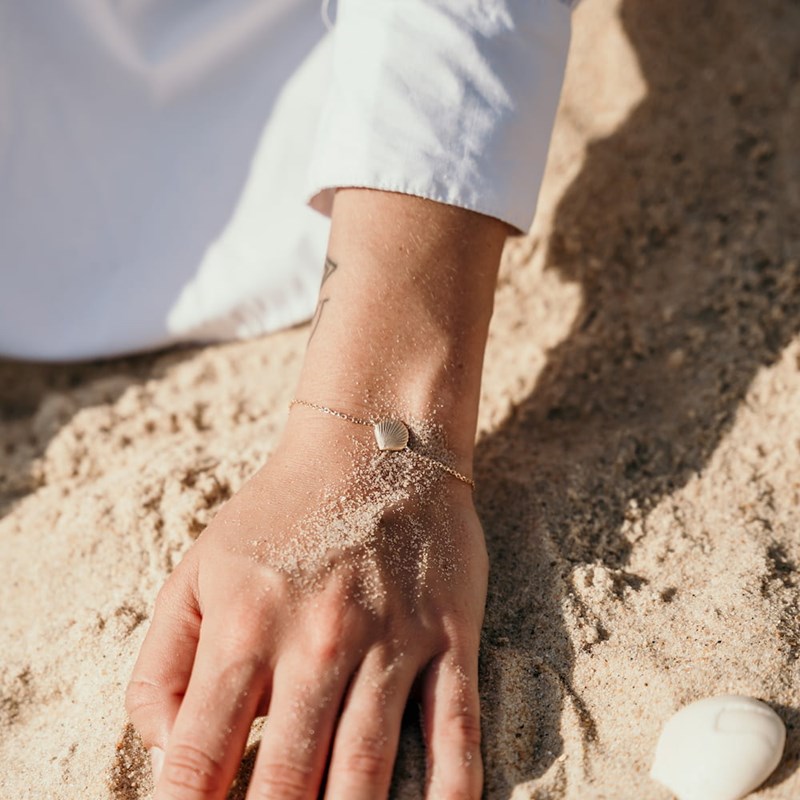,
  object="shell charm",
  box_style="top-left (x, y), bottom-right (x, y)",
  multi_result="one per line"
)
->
top-left (373, 419), bottom-right (409, 451)
top-left (650, 695), bottom-right (786, 800)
